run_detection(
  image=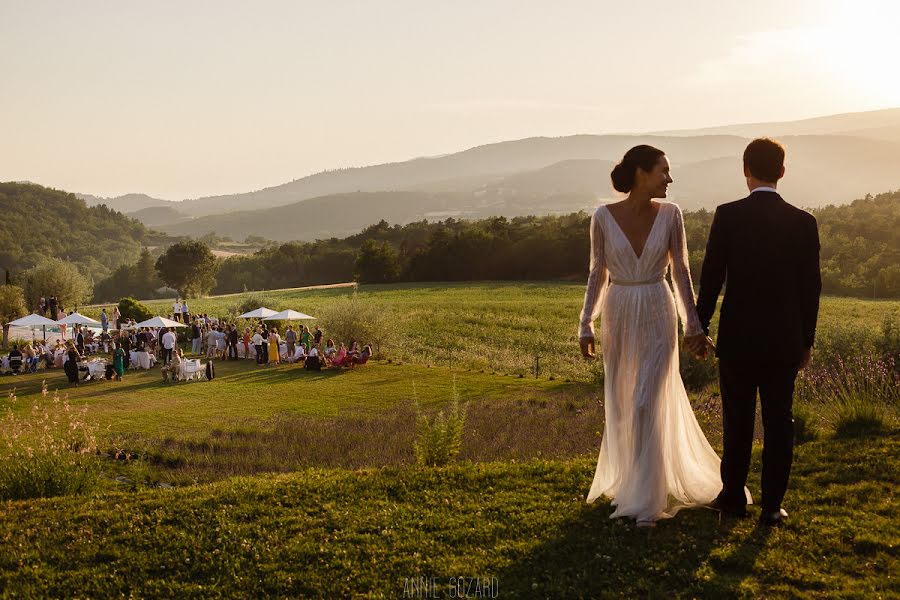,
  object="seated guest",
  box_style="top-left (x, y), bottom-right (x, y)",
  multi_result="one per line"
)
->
top-left (99, 331), bottom-right (112, 353)
top-left (53, 341), bottom-right (66, 368)
top-left (323, 339), bottom-right (336, 365)
top-left (305, 346), bottom-right (322, 371)
top-left (161, 349), bottom-right (185, 382)
top-left (8, 344), bottom-right (23, 375)
top-left (330, 343), bottom-right (349, 368)
top-left (23, 343), bottom-right (39, 373)
top-left (286, 344), bottom-right (306, 364)
top-left (350, 344), bottom-right (372, 367)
